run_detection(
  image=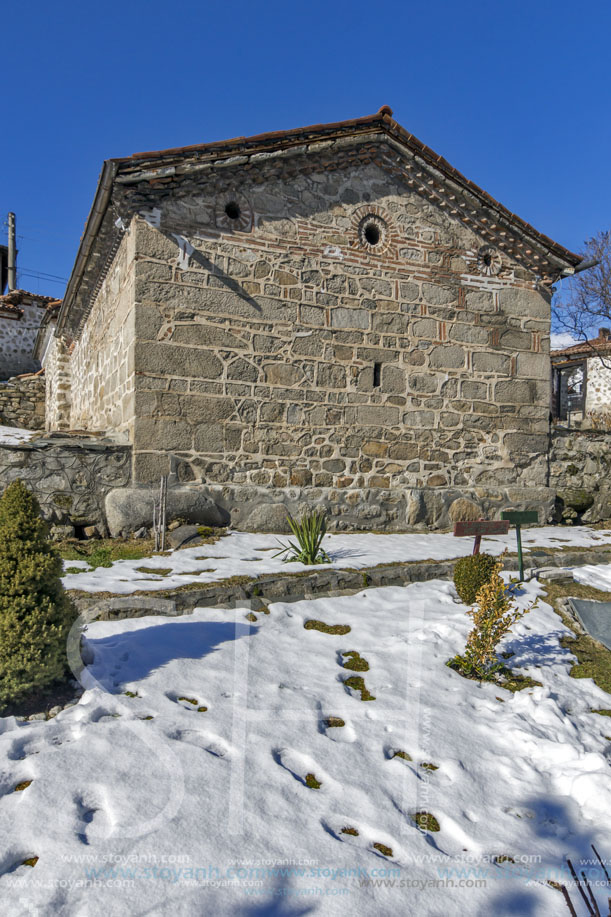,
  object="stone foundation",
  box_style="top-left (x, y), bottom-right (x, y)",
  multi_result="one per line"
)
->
top-left (104, 480), bottom-right (555, 536)
top-left (0, 374), bottom-right (46, 430)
